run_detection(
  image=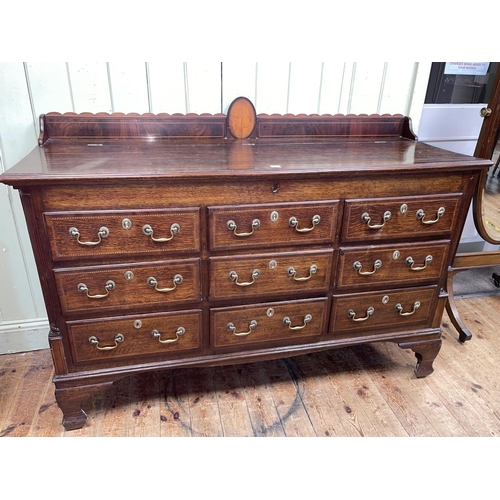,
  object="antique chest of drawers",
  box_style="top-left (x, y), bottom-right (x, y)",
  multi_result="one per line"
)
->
top-left (0, 97), bottom-right (491, 430)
